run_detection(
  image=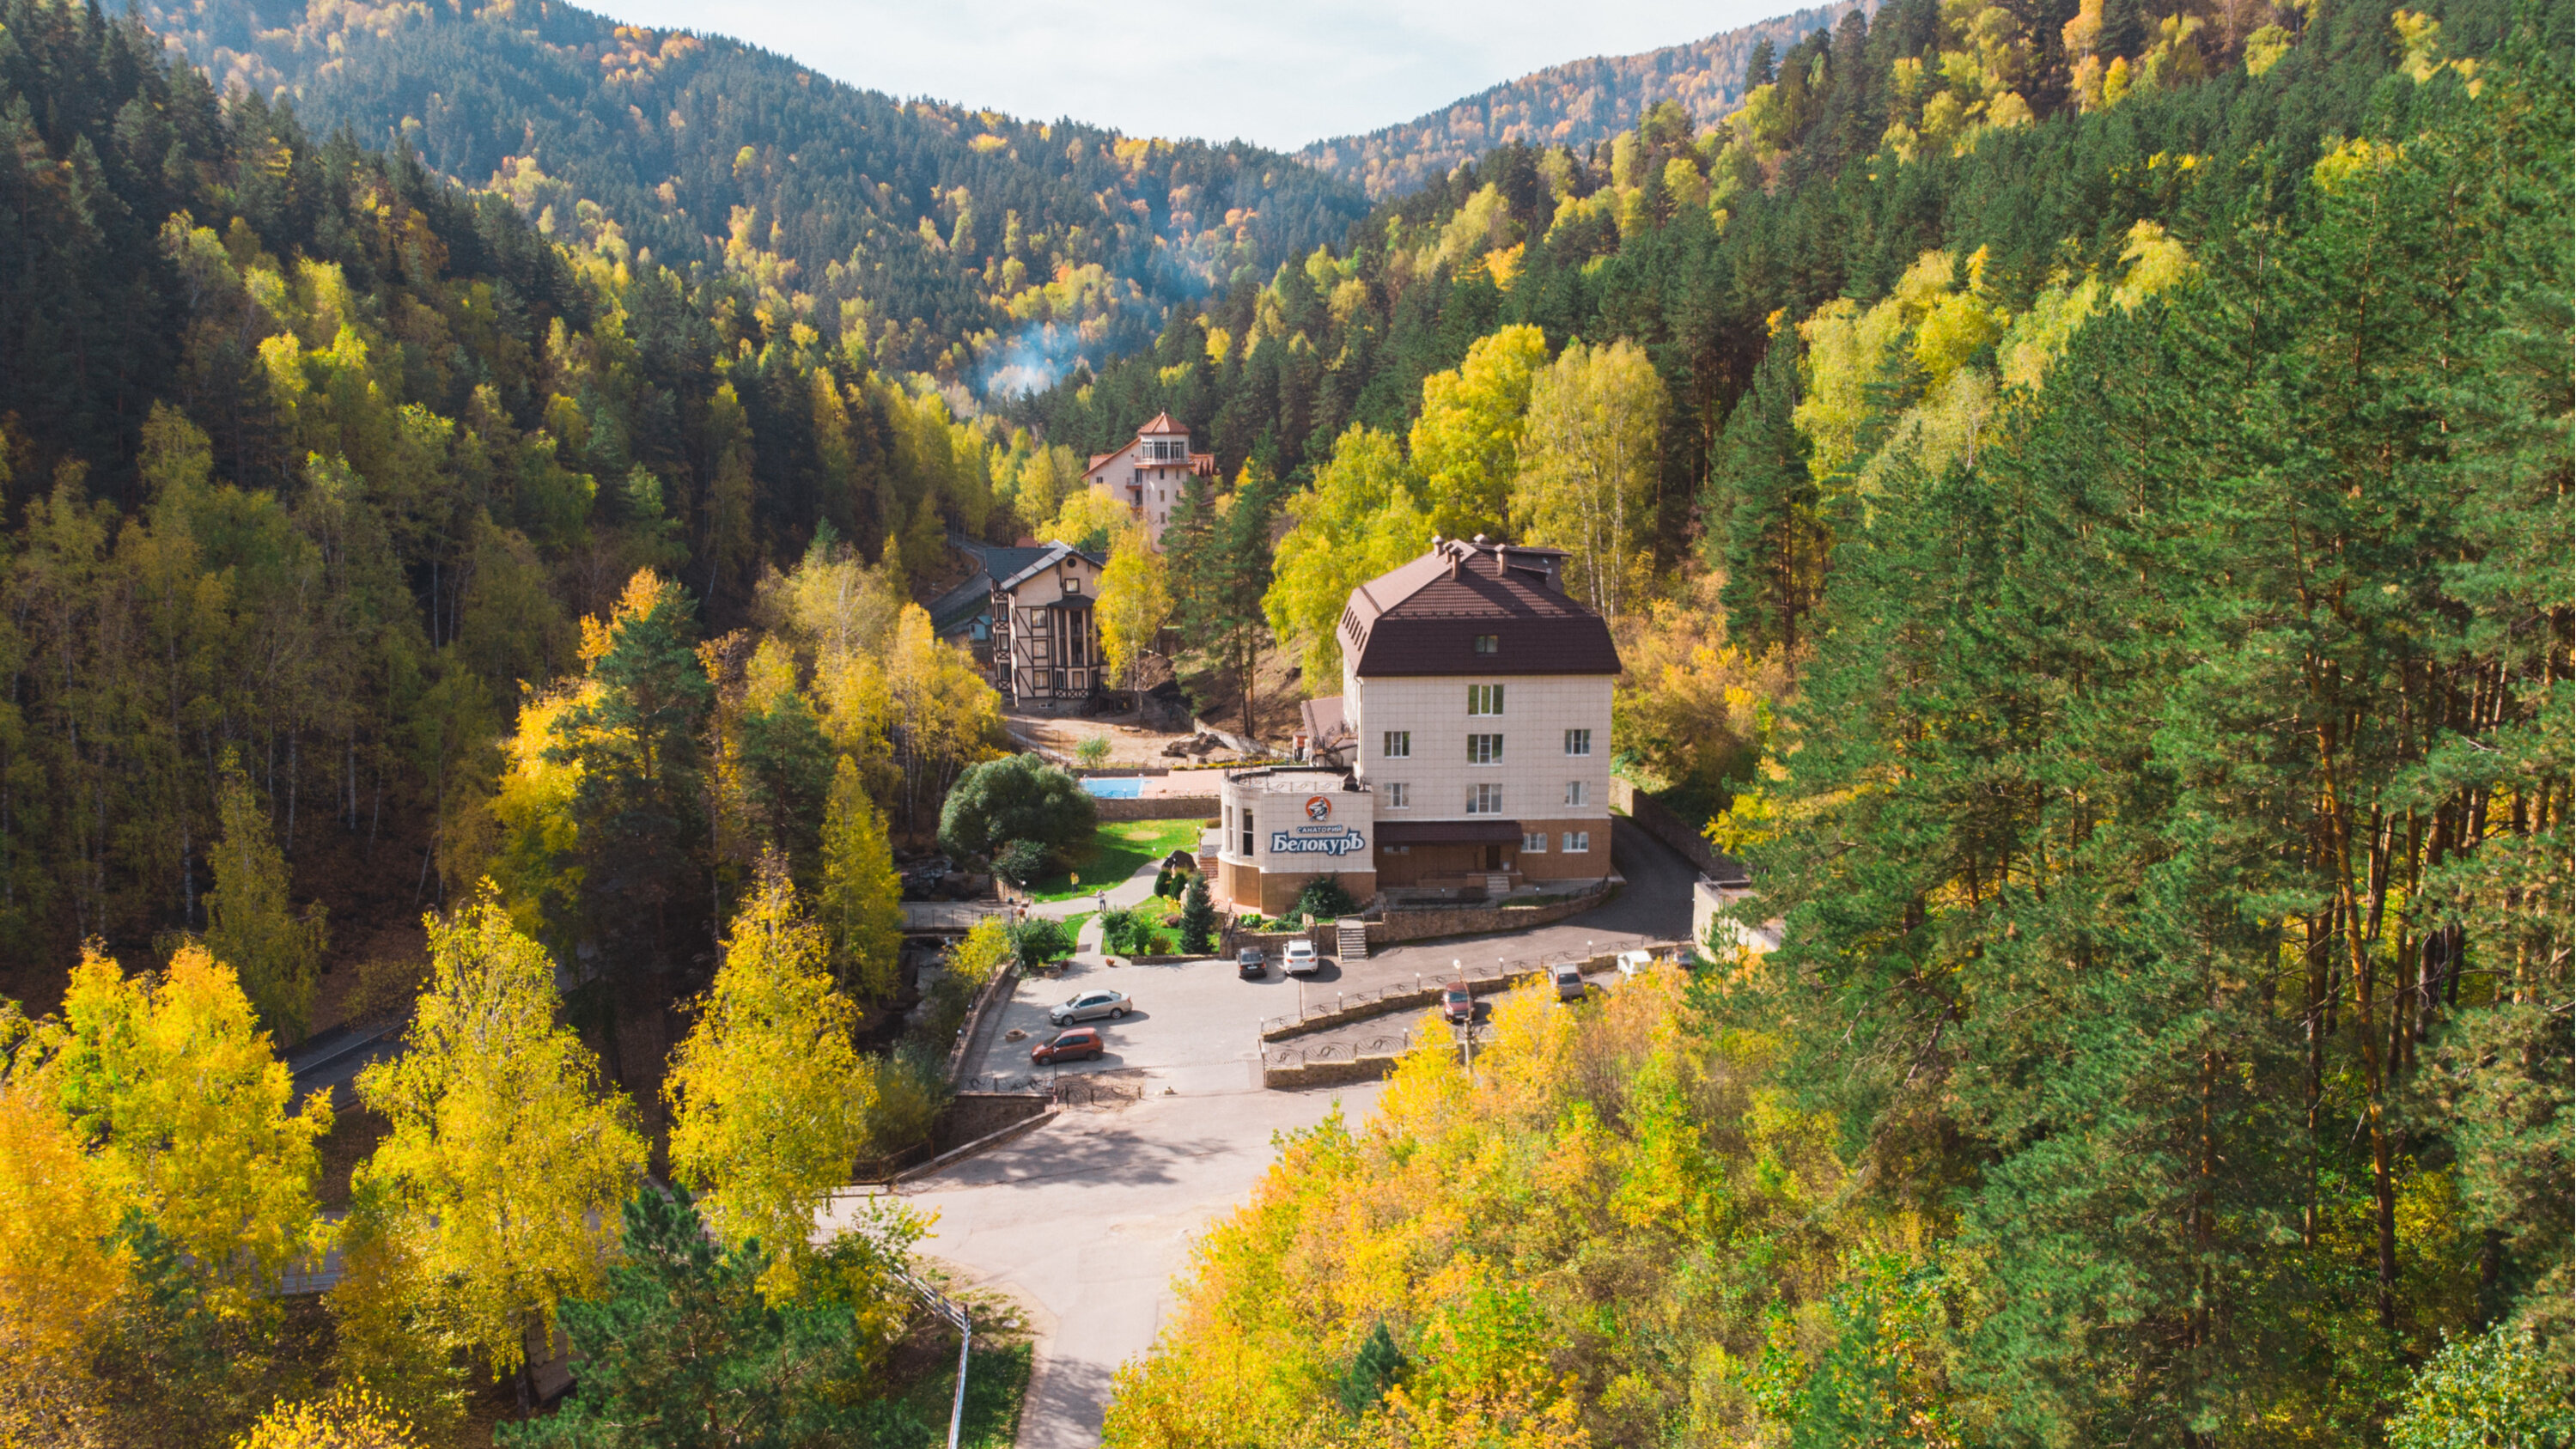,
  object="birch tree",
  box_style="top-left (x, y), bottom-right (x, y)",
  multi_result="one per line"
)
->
top-left (1510, 339), bottom-right (1665, 628)
top-left (355, 896), bottom-right (645, 1402)
top-left (665, 861), bottom-right (872, 1299)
